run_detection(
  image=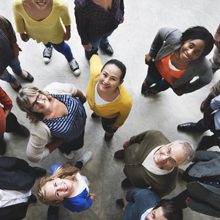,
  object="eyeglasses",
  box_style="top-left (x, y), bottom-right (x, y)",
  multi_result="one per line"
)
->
top-left (30, 93), bottom-right (41, 110)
